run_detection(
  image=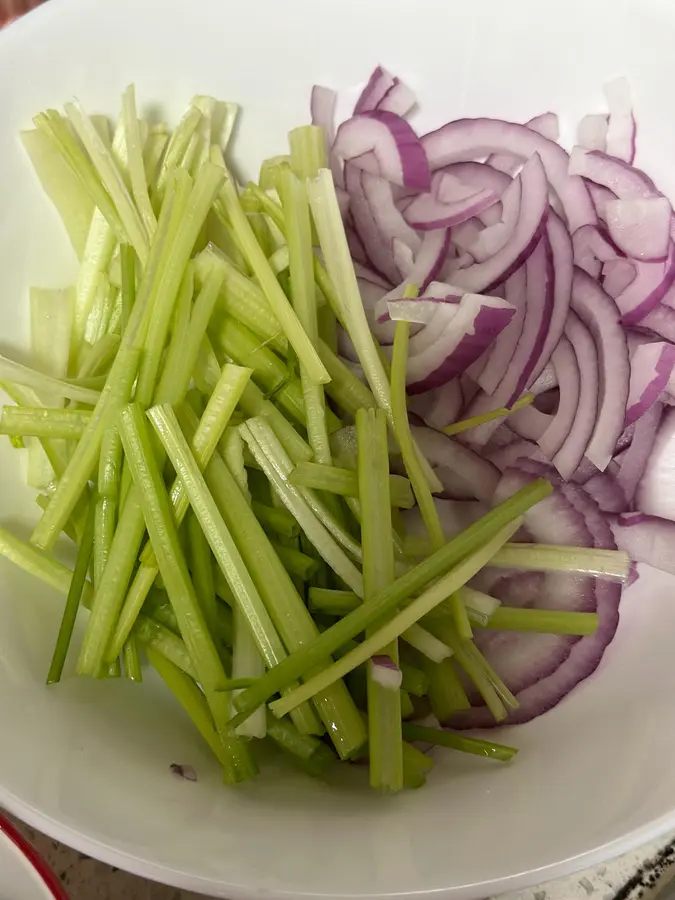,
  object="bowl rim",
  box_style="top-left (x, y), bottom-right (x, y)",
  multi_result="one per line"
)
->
top-left (0, 812), bottom-right (69, 900)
